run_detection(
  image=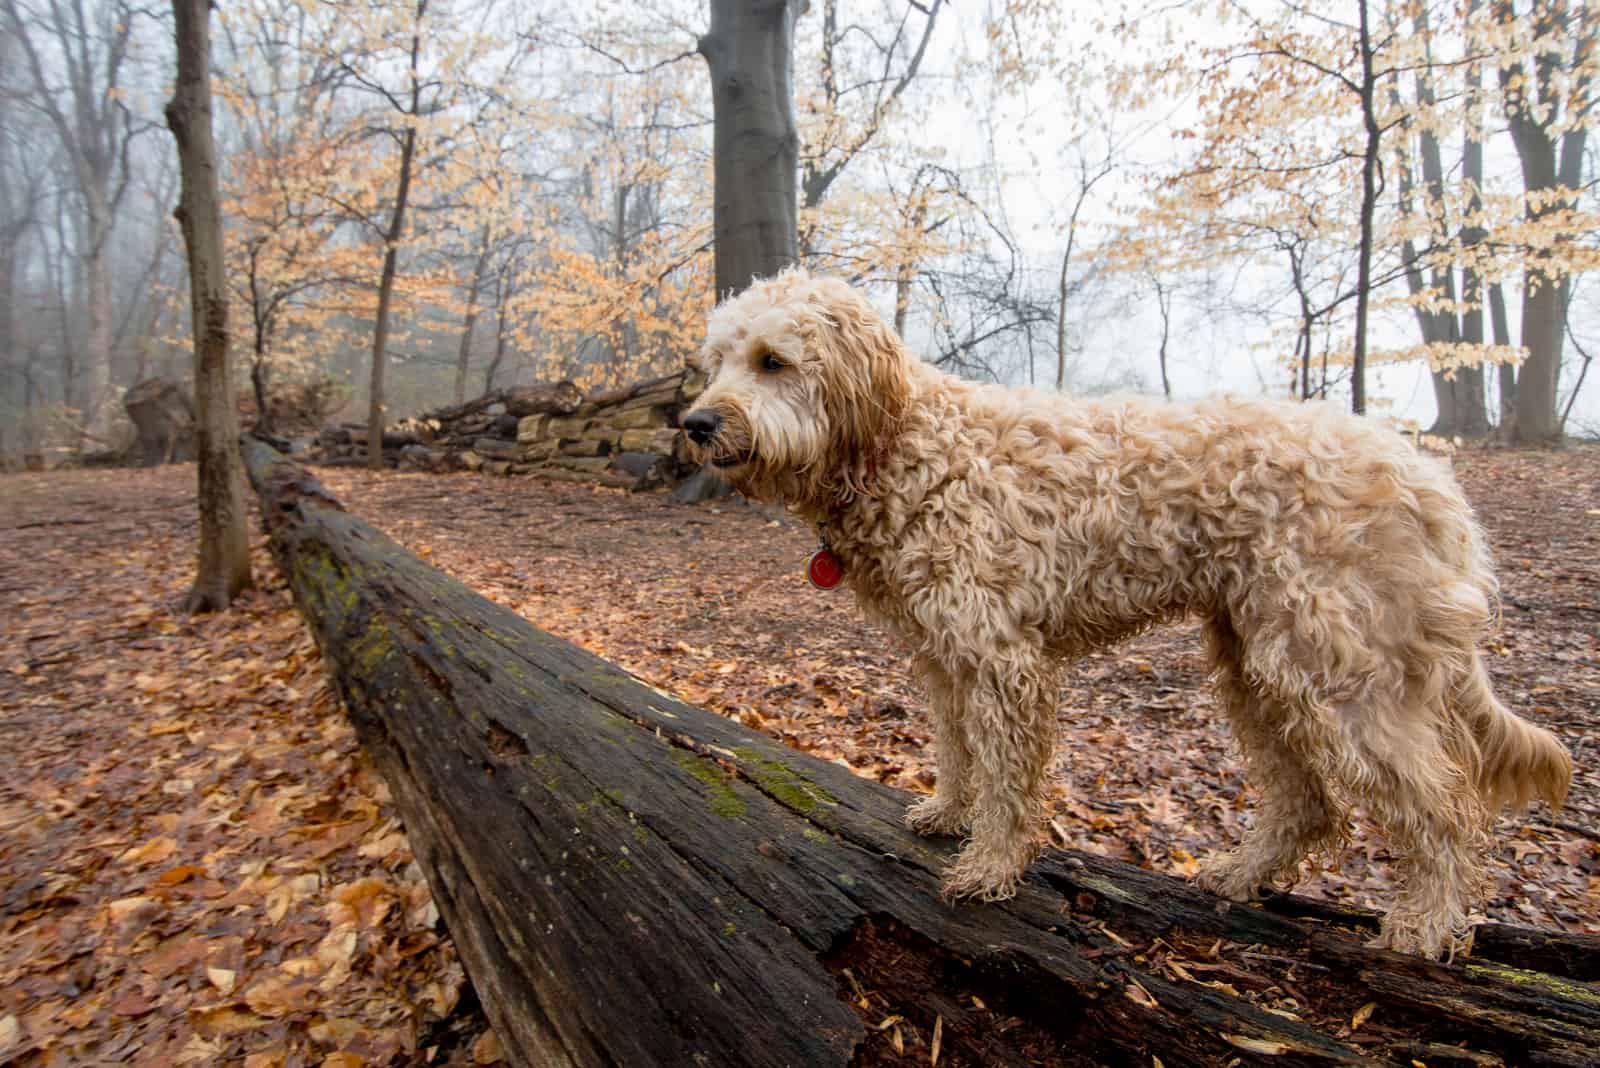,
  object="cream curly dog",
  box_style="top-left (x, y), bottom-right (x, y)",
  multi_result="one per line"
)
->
top-left (681, 268), bottom-right (1571, 958)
